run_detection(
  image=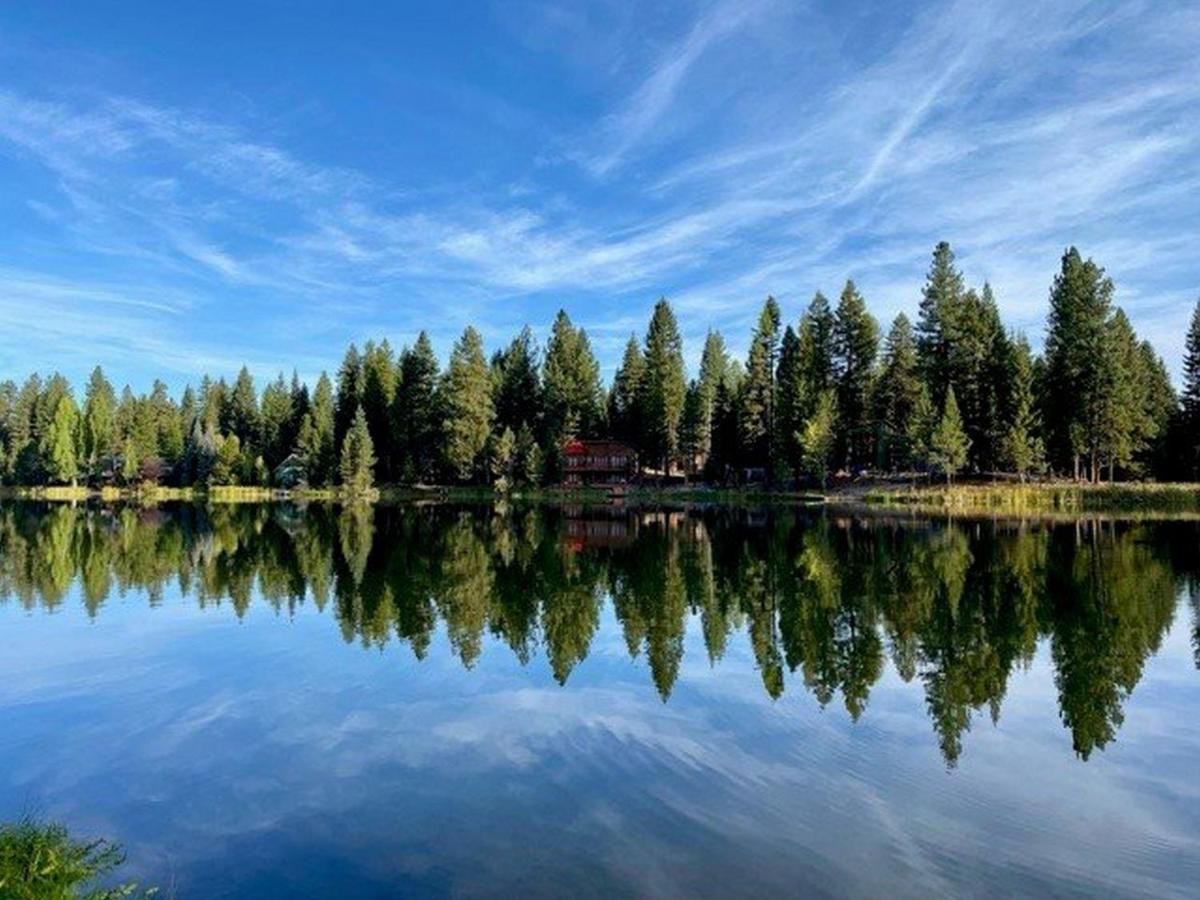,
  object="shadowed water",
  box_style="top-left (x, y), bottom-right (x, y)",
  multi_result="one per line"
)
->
top-left (1, 501), bottom-right (1198, 897)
